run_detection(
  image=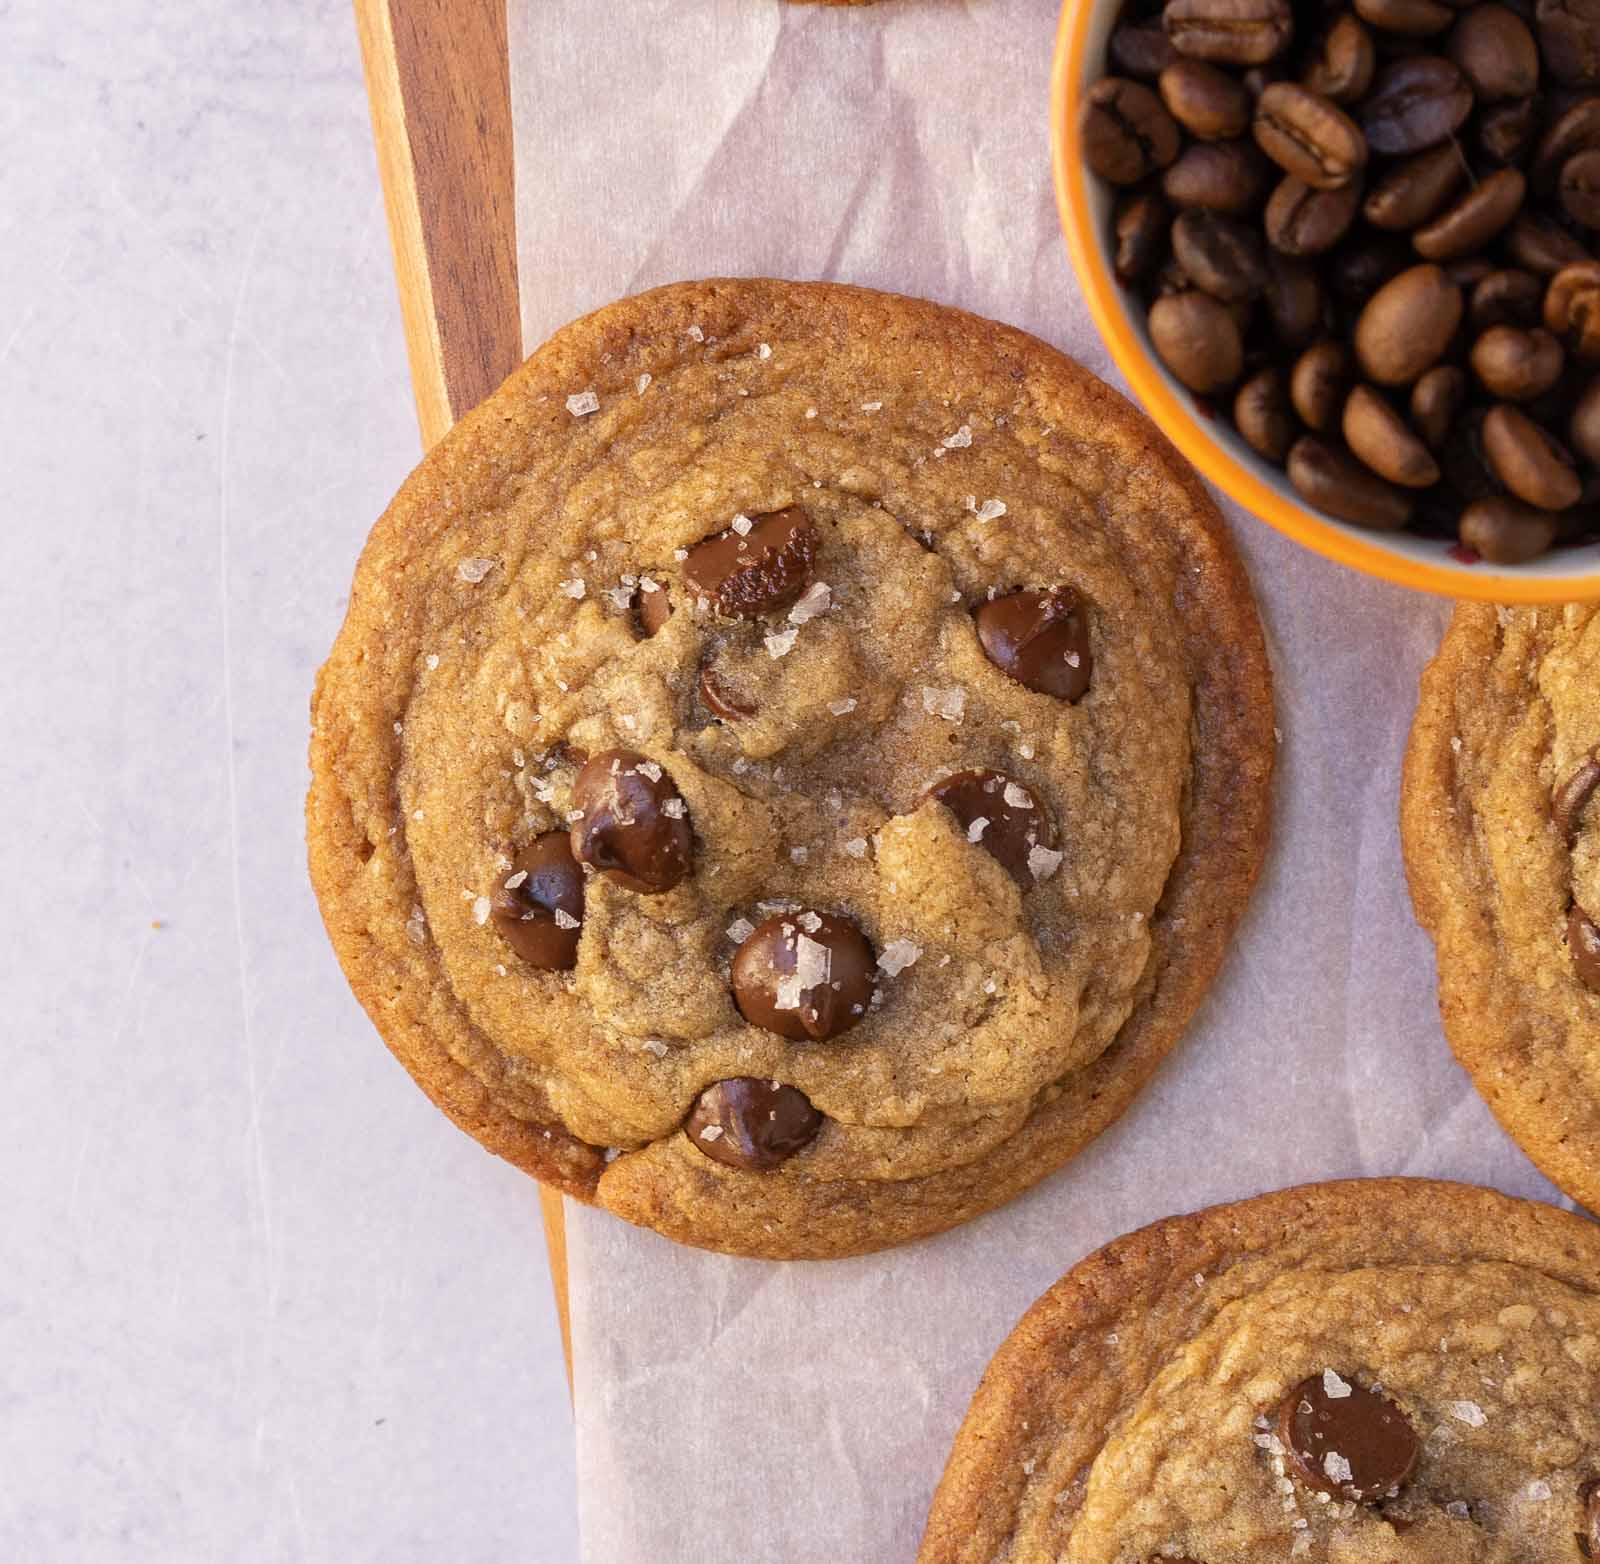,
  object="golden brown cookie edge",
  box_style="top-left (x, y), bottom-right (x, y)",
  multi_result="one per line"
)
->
top-left (917, 1177), bottom-right (1600, 1564)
